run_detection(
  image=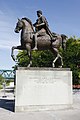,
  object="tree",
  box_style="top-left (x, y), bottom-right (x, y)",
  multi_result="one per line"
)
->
top-left (0, 74), bottom-right (4, 89)
top-left (16, 50), bottom-right (54, 67)
top-left (62, 37), bottom-right (80, 84)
